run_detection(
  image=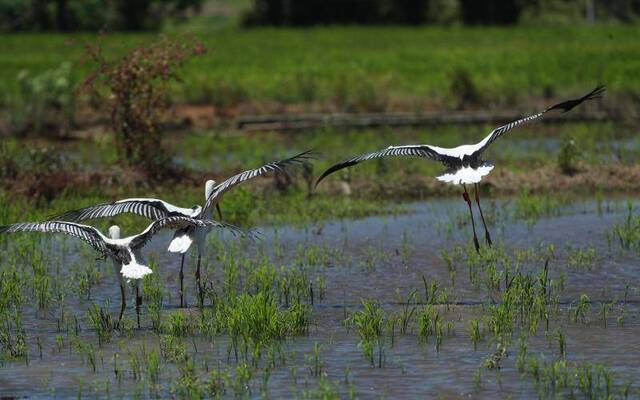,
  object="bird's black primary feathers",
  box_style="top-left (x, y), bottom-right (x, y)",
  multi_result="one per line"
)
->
top-left (546, 85), bottom-right (605, 113)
